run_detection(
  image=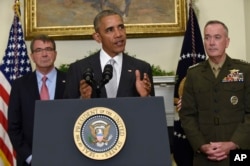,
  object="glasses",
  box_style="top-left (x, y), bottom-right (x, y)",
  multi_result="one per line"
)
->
top-left (33, 47), bottom-right (54, 54)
